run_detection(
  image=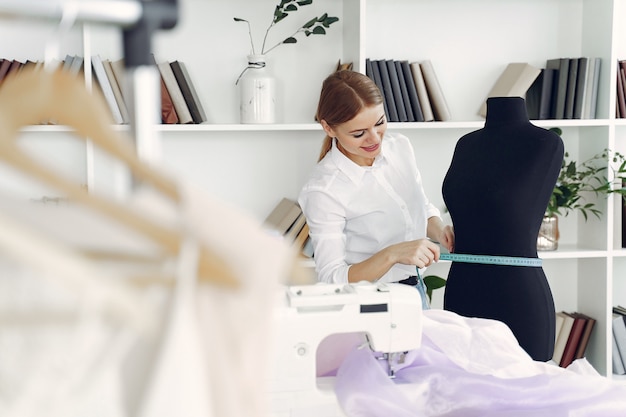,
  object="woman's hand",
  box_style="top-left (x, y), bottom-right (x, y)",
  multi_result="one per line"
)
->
top-left (438, 225), bottom-right (455, 253)
top-left (427, 216), bottom-right (455, 253)
top-left (388, 238), bottom-right (441, 269)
